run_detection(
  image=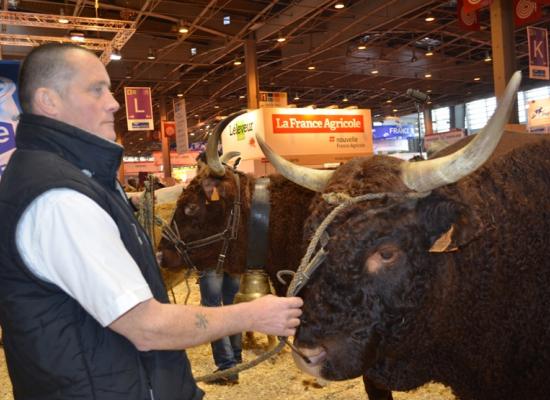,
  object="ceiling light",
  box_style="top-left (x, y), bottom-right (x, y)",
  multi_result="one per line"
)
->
top-left (425, 13), bottom-right (435, 22)
top-left (426, 89), bottom-right (432, 93)
top-left (474, 76), bottom-right (481, 81)
top-left (425, 47), bottom-right (434, 56)
top-left (110, 48), bottom-right (122, 61)
top-left (178, 21), bottom-right (189, 34)
top-left (392, 108), bottom-right (398, 112)
top-left (69, 30), bottom-right (85, 42)
top-left (334, 2), bottom-right (345, 9)
top-left (277, 34), bottom-right (286, 43)
top-left (386, 99), bottom-right (392, 103)
top-left (239, 95), bottom-right (245, 99)
top-left (147, 47), bottom-right (156, 60)
top-left (357, 44), bottom-right (366, 50)
top-left (214, 105), bottom-right (219, 109)
top-left (484, 52), bottom-right (492, 62)
top-left (293, 94), bottom-right (300, 100)
top-left (58, 8), bottom-right (69, 24)
top-left (177, 93), bottom-right (184, 97)
top-left (342, 97), bottom-right (349, 102)
top-left (233, 58), bottom-right (242, 66)
top-left (307, 65), bottom-right (316, 70)
top-left (371, 69), bottom-right (379, 74)
top-left (424, 73), bottom-right (432, 78)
